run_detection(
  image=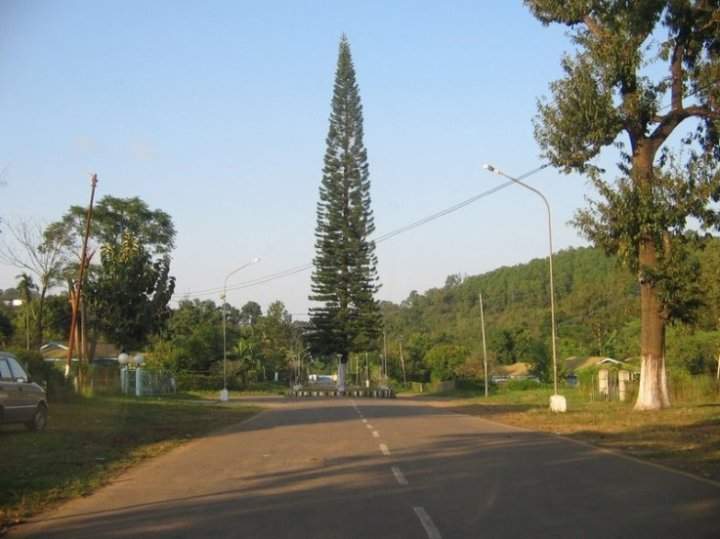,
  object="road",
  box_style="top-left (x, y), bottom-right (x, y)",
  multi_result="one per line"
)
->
top-left (11, 397), bottom-right (720, 538)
